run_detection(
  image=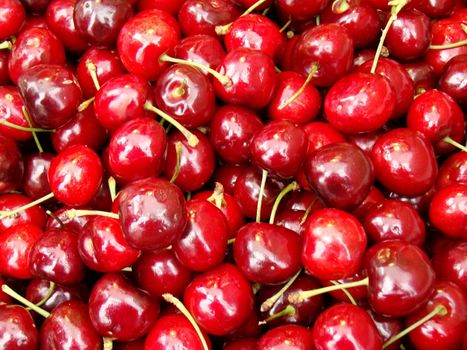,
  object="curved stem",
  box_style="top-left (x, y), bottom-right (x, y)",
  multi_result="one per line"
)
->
top-left (443, 136), bottom-right (467, 152)
top-left (78, 96), bottom-right (95, 112)
top-left (46, 210), bottom-right (64, 228)
top-left (258, 305), bottom-right (296, 325)
top-left (34, 281), bottom-right (55, 308)
top-left (256, 169), bottom-right (268, 223)
top-left (86, 60), bottom-right (101, 91)
top-left (279, 63), bottom-right (319, 109)
top-left (215, 0), bottom-right (269, 35)
top-left (64, 209), bottom-right (119, 220)
top-left (0, 119), bottom-right (54, 132)
top-left (1, 284), bottom-right (50, 318)
top-left (300, 198), bottom-right (319, 225)
top-left (269, 181), bottom-right (299, 224)
top-left (22, 106), bottom-right (43, 153)
top-left (0, 192), bottom-right (54, 220)
top-left (330, 280), bottom-right (357, 305)
top-left (169, 141), bottom-right (183, 183)
top-left (429, 39), bottom-right (467, 50)
top-left (260, 269), bottom-right (301, 312)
